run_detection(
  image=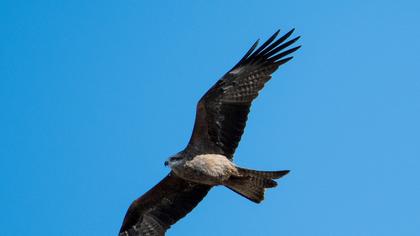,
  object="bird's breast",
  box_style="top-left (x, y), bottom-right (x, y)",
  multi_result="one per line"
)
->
top-left (172, 154), bottom-right (237, 185)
